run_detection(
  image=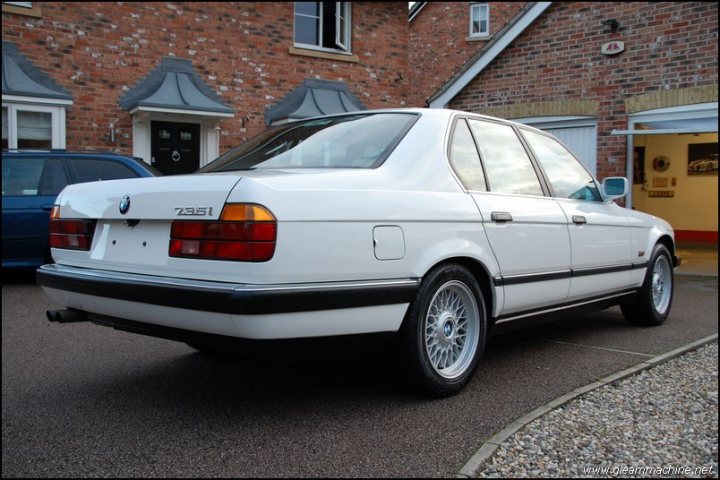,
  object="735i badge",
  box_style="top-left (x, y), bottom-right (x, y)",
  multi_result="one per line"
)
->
top-left (174, 206), bottom-right (214, 216)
